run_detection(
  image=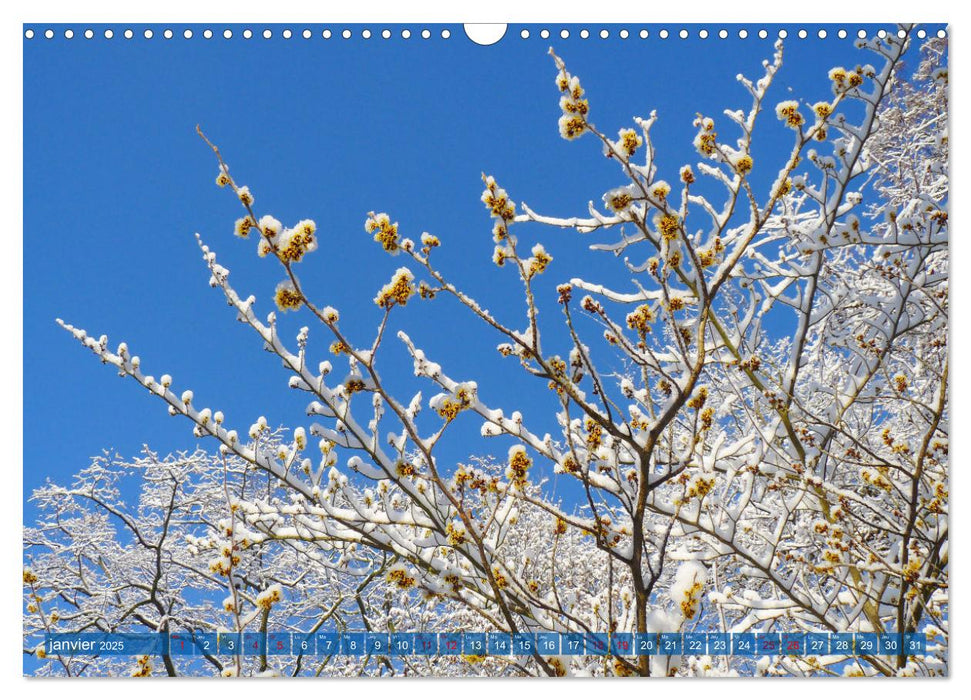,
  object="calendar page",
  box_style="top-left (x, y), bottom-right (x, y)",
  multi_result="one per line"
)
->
top-left (22, 19), bottom-right (949, 679)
